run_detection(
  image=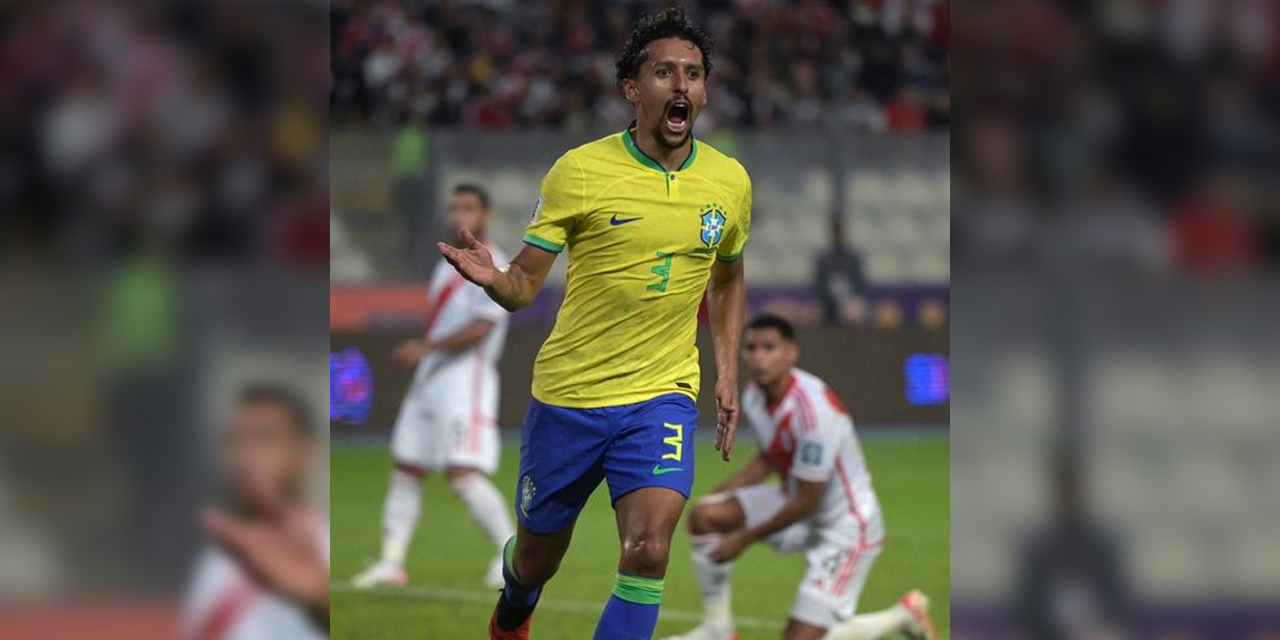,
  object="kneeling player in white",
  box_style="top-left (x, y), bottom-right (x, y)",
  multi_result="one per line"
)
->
top-left (353, 184), bottom-right (514, 589)
top-left (665, 315), bottom-right (937, 640)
